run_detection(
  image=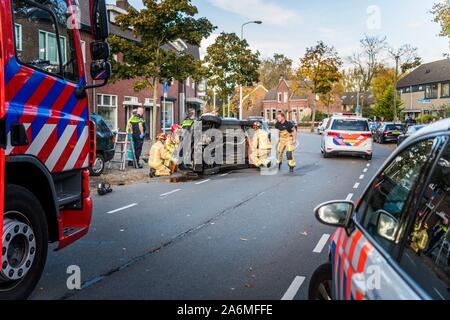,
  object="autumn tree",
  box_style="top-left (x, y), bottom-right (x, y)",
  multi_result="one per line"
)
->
top-left (204, 32), bottom-right (261, 116)
top-left (294, 41), bottom-right (343, 132)
top-left (372, 86), bottom-right (402, 121)
top-left (108, 0), bottom-right (215, 139)
top-left (259, 53), bottom-right (293, 89)
top-left (432, 1), bottom-right (450, 37)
